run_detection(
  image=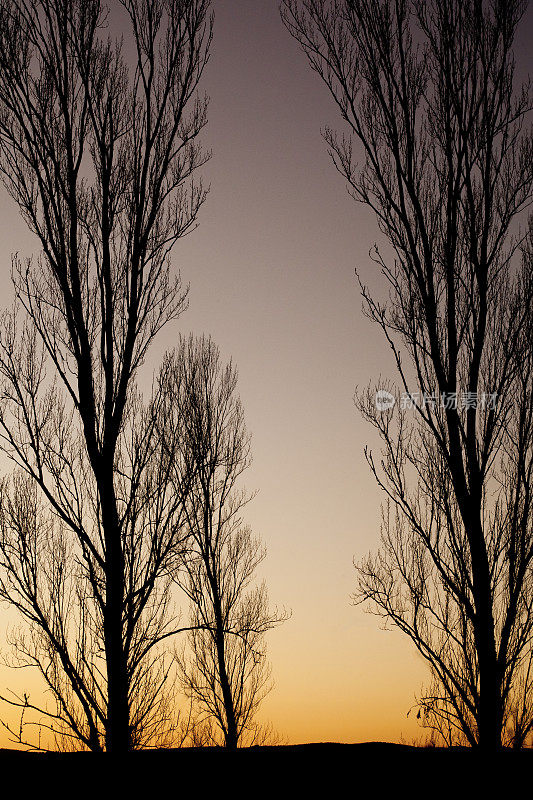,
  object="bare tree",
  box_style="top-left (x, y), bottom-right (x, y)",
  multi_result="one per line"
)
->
top-left (161, 336), bottom-right (287, 750)
top-left (282, 0), bottom-right (533, 749)
top-left (0, 0), bottom-right (212, 752)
